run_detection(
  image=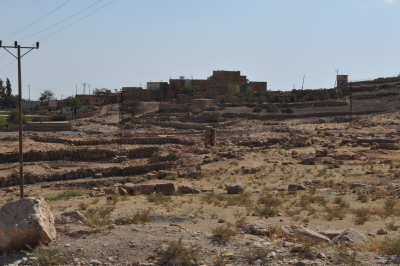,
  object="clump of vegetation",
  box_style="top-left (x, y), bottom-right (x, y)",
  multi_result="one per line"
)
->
top-left (49, 114), bottom-right (67, 121)
top-left (188, 105), bottom-right (199, 112)
top-left (380, 237), bottom-right (400, 255)
top-left (255, 206), bottom-right (278, 217)
top-left (157, 238), bottom-right (202, 265)
top-left (253, 106), bottom-right (263, 113)
top-left (353, 207), bottom-right (370, 225)
top-left (334, 249), bottom-right (359, 265)
top-left (206, 106), bottom-right (219, 111)
top-left (45, 191), bottom-right (84, 201)
top-left (8, 110), bottom-right (30, 124)
top-left (324, 206), bottom-right (347, 221)
top-left (0, 116), bottom-right (8, 126)
top-left (386, 221), bottom-right (400, 231)
top-left (125, 208), bottom-right (152, 224)
top-left (212, 223), bottom-right (236, 241)
top-left (29, 246), bottom-right (72, 266)
top-left (179, 84), bottom-right (200, 94)
top-left (31, 117), bottom-right (42, 122)
top-left (147, 193), bottom-right (171, 204)
top-left (133, 177), bottom-right (148, 184)
top-left (83, 206), bottom-right (115, 229)
top-left (281, 108), bottom-right (294, 114)
top-left (357, 192), bottom-right (369, 203)
top-left (241, 247), bottom-right (270, 263)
